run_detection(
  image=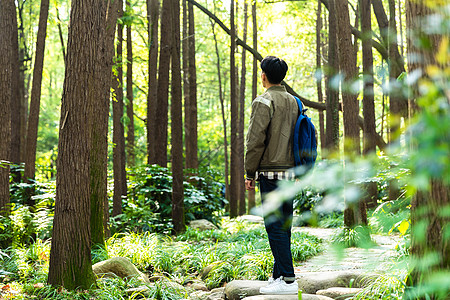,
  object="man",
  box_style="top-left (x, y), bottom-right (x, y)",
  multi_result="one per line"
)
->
top-left (245, 56), bottom-right (299, 295)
